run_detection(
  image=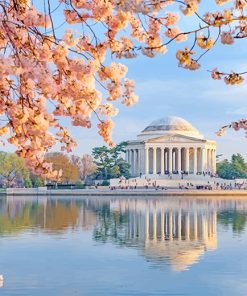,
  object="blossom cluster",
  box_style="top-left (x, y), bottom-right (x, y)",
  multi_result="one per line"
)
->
top-left (217, 119), bottom-right (247, 137)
